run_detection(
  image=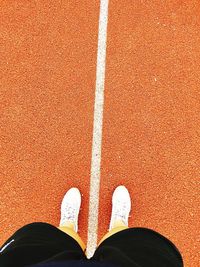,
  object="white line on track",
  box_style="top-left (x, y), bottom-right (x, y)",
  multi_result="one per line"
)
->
top-left (86, 0), bottom-right (109, 259)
